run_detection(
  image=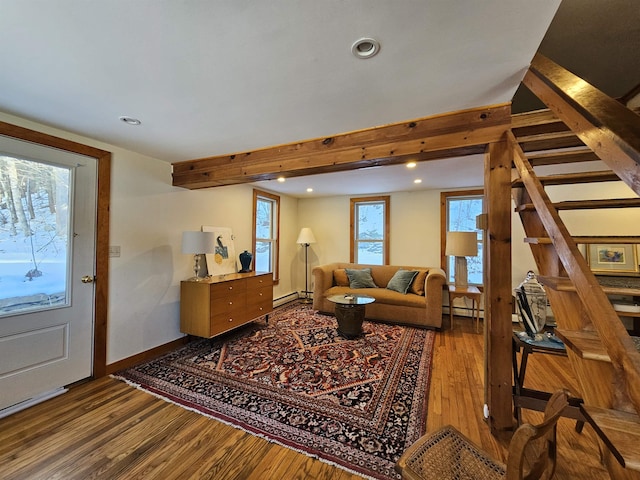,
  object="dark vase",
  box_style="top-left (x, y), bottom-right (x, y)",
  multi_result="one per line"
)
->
top-left (239, 250), bottom-right (253, 273)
